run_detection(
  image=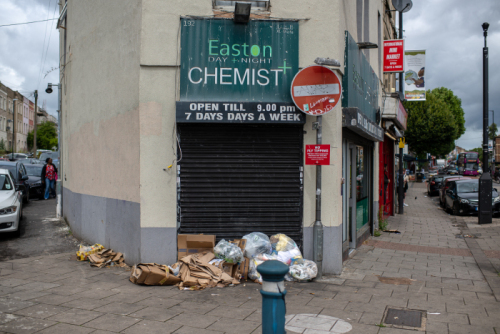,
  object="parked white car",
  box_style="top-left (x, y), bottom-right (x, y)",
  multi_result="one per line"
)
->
top-left (0, 169), bottom-right (23, 237)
